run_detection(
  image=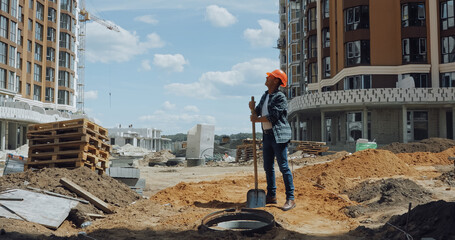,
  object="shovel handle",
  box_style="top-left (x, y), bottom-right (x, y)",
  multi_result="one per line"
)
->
top-left (251, 96), bottom-right (258, 190)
